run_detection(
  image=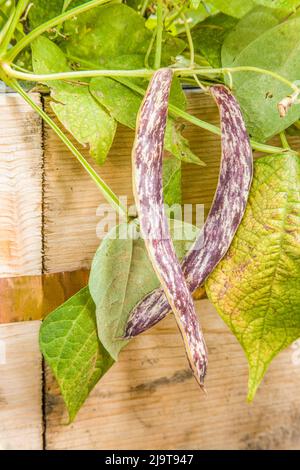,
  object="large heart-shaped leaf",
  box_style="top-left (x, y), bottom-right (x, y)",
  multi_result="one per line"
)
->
top-left (40, 287), bottom-right (114, 422)
top-left (221, 7), bottom-right (280, 67)
top-left (228, 17), bottom-right (300, 142)
top-left (206, 153), bottom-right (300, 400)
top-left (63, 3), bottom-right (185, 68)
top-left (89, 221), bottom-right (199, 360)
top-left (191, 13), bottom-right (237, 68)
